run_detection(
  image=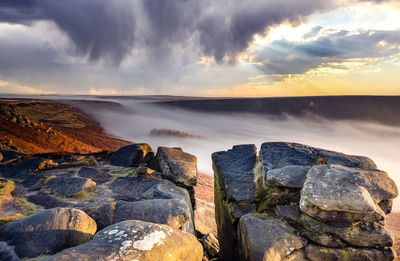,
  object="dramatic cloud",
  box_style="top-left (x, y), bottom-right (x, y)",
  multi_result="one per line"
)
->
top-left (0, 0), bottom-right (335, 65)
top-left (254, 29), bottom-right (400, 74)
top-left (0, 0), bottom-right (136, 64)
top-left (0, 0), bottom-right (399, 94)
